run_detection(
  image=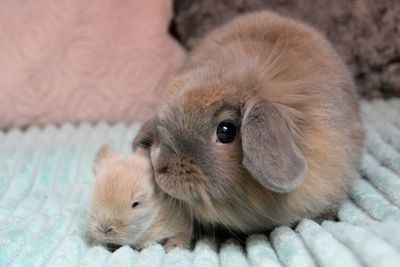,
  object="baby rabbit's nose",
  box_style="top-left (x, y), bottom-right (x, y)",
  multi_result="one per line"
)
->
top-left (98, 224), bottom-right (113, 233)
